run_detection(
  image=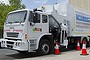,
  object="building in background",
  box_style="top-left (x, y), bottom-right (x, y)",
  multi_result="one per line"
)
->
top-left (69, 0), bottom-right (90, 12)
